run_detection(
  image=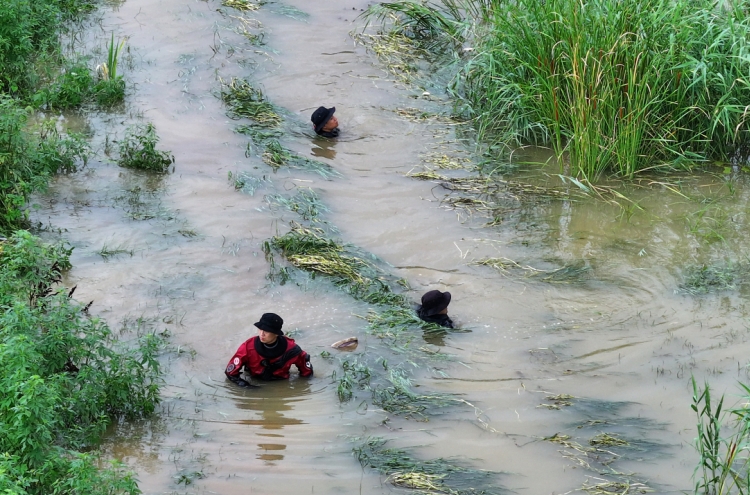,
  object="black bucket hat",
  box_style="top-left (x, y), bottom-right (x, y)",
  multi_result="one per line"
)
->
top-left (421, 290), bottom-right (451, 316)
top-left (254, 312), bottom-right (284, 336)
top-left (311, 106), bottom-right (336, 134)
